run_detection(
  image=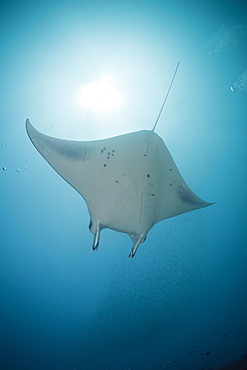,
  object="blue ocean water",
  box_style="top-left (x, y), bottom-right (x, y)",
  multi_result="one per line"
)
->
top-left (1, 1), bottom-right (247, 369)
